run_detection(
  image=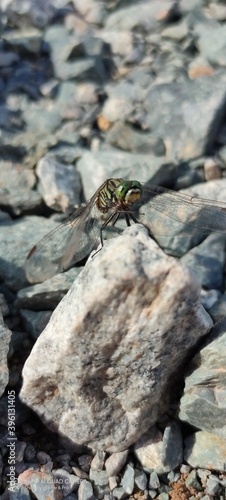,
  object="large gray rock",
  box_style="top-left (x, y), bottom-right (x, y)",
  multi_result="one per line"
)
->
top-left (76, 150), bottom-right (177, 199)
top-left (179, 320), bottom-right (226, 440)
top-left (184, 430), bottom-right (226, 471)
top-left (20, 225), bottom-right (212, 452)
top-left (144, 72), bottom-right (226, 158)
